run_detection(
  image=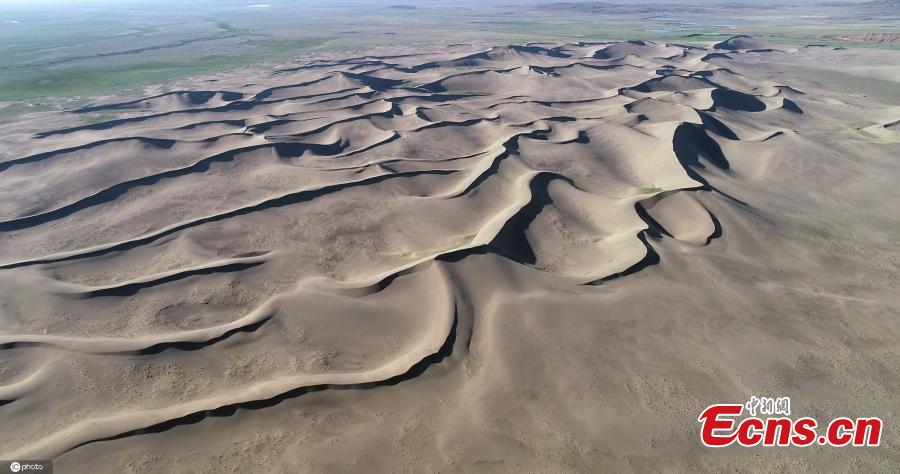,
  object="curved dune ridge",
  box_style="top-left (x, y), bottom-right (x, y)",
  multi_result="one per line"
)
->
top-left (0, 39), bottom-right (883, 462)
